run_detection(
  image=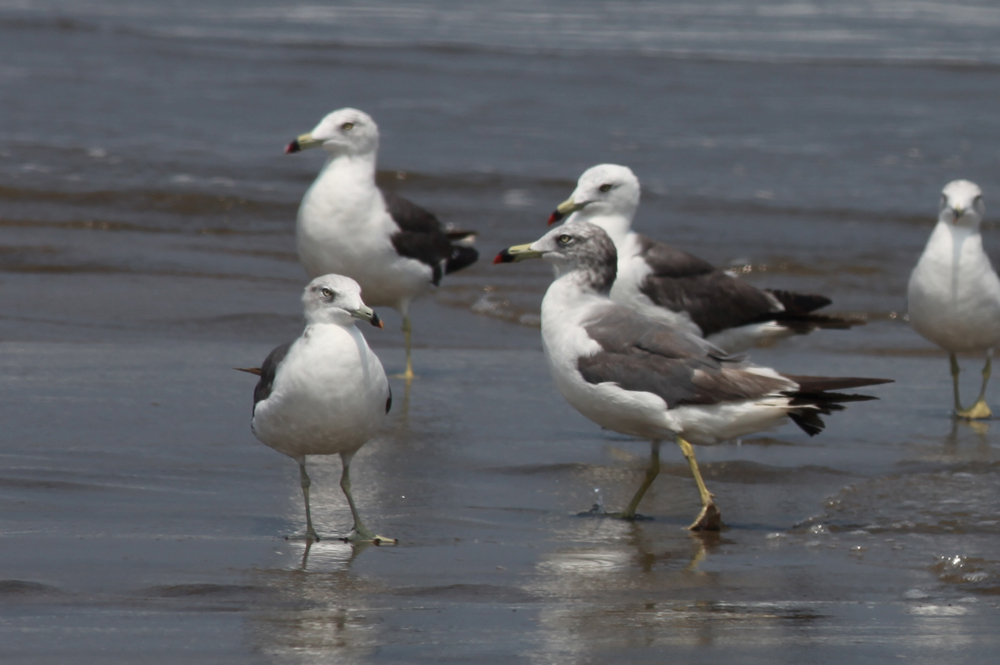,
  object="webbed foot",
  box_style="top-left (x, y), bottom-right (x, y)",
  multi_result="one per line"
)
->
top-left (955, 400), bottom-right (992, 420)
top-left (687, 502), bottom-right (723, 531)
top-left (343, 529), bottom-right (398, 546)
